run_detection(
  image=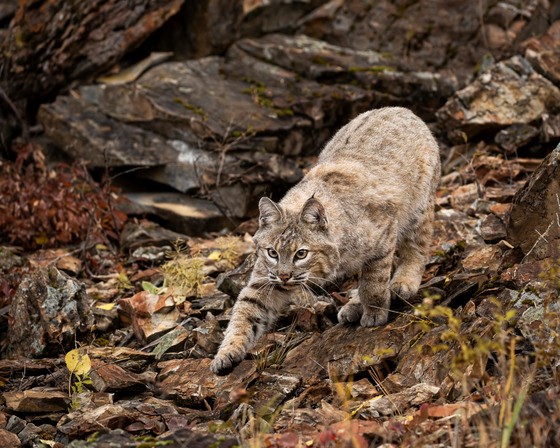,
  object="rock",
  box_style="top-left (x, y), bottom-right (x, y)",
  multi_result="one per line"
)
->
top-left (120, 219), bottom-right (189, 254)
top-left (273, 405), bottom-right (326, 437)
top-left (192, 313), bottom-right (224, 357)
top-left (216, 253), bottom-right (256, 298)
top-left (89, 362), bottom-right (147, 394)
top-left (75, 55), bottom-right (312, 156)
top-left (17, 422), bottom-right (56, 446)
top-left (449, 183), bottom-right (480, 213)
top-left (485, 183), bottom-right (525, 203)
top-left (541, 113), bottom-right (560, 142)
top-left (479, 214), bottom-right (507, 242)
top-left (123, 193), bottom-right (231, 236)
top-left (248, 372), bottom-right (302, 417)
top-left (57, 404), bottom-right (141, 439)
top-left (64, 429), bottom-right (136, 447)
top-left (302, 1), bottom-right (551, 82)
top-left (158, 428), bottom-right (239, 448)
top-left (58, 398), bottom-right (179, 439)
top-left (0, 429), bottom-right (20, 447)
top-left (332, 378), bottom-right (379, 400)
top-left (501, 259), bottom-right (553, 289)
top-left (143, 0), bottom-right (329, 59)
top-left (489, 202), bottom-right (512, 219)
top-left (156, 358), bottom-right (257, 412)
top-left (437, 56), bottom-right (560, 143)
top-left (87, 346), bottom-right (155, 365)
top-left (506, 287), bottom-right (560, 348)
top-left (358, 383), bottom-right (440, 418)
top-left (39, 32), bottom-right (456, 199)
top-left (282, 315), bottom-right (420, 382)
top-left (117, 291), bottom-right (181, 343)
top-left (462, 245), bottom-right (502, 272)
top-left (151, 325), bottom-right (193, 359)
top-left (494, 124), bottom-right (539, 153)
top-left (6, 267), bottom-right (94, 358)
top-left (141, 144), bottom-right (303, 197)
top-left (6, 415), bottom-right (25, 434)
top-left (3, 388), bottom-right (69, 413)
top-left (229, 33), bottom-right (456, 120)
top-left (507, 145), bottom-right (560, 260)
top-left (190, 292), bottom-right (233, 316)
top-left (387, 326), bottom-right (460, 391)
top-left (0, 246), bottom-right (23, 273)
top-left (523, 20), bottom-right (560, 85)
top-left (286, 299), bottom-right (337, 332)
top-left (37, 95), bottom-right (178, 167)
